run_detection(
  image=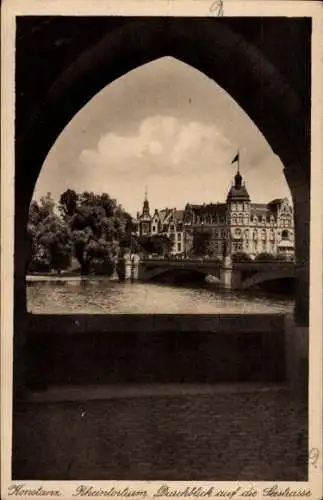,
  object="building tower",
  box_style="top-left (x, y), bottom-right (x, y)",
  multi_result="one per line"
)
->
top-left (138, 188), bottom-right (152, 237)
top-left (226, 163), bottom-right (251, 256)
